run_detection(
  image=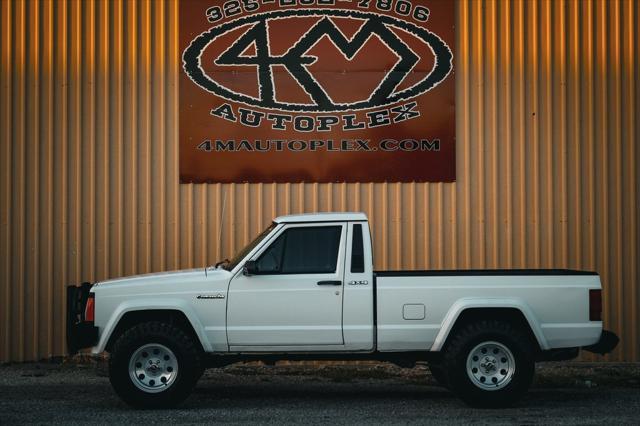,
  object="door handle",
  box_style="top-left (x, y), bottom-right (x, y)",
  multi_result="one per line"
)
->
top-left (317, 280), bottom-right (342, 286)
